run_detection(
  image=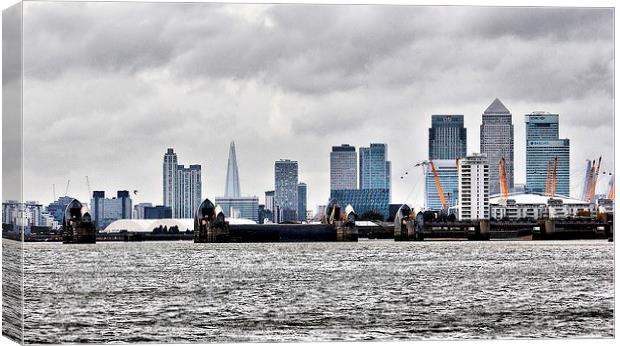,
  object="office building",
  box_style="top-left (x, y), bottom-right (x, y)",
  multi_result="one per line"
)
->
top-left (330, 188), bottom-right (390, 221)
top-left (46, 196), bottom-right (76, 224)
top-left (215, 196), bottom-right (259, 221)
top-left (264, 190), bottom-right (275, 212)
top-left (90, 191), bottom-right (133, 229)
top-left (144, 205), bottom-right (172, 219)
top-left (297, 182), bottom-right (307, 222)
top-left (274, 159), bottom-right (299, 222)
top-left (480, 98), bottom-right (514, 195)
top-left (425, 160), bottom-right (459, 210)
top-left (359, 143), bottom-right (391, 192)
top-left (429, 115), bottom-right (466, 160)
top-left (330, 144), bottom-right (357, 191)
top-left (225, 141), bottom-right (241, 197)
top-left (458, 154), bottom-right (489, 221)
top-left (525, 113), bottom-right (570, 196)
top-left (133, 203), bottom-right (153, 219)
